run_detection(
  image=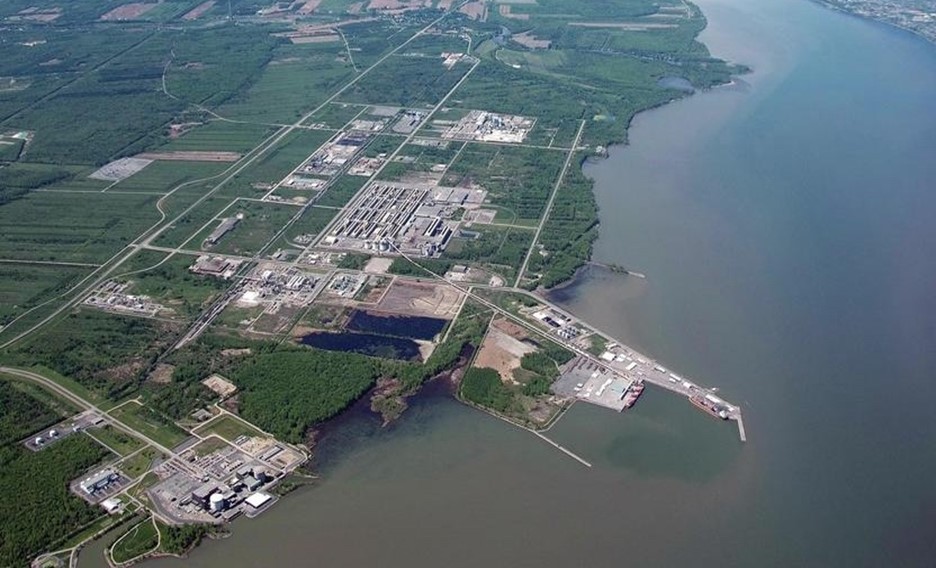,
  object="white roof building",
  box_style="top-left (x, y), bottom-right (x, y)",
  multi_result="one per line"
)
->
top-left (245, 492), bottom-right (272, 509)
